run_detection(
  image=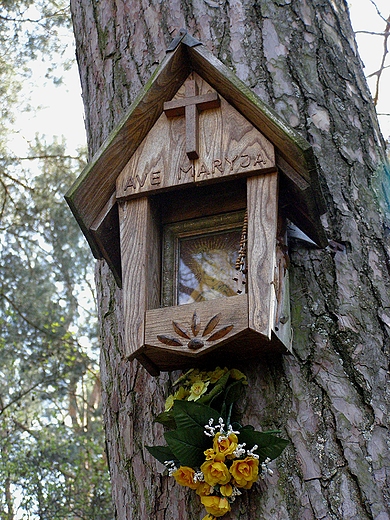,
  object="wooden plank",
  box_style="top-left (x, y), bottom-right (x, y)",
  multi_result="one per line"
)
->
top-left (159, 178), bottom-right (247, 225)
top-left (271, 215), bottom-right (292, 351)
top-left (144, 294), bottom-right (248, 359)
top-left (90, 193), bottom-right (122, 286)
top-left (116, 74), bottom-right (276, 200)
top-left (120, 198), bottom-right (160, 359)
top-left (65, 43), bottom-right (191, 258)
top-left (247, 173), bottom-right (278, 337)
